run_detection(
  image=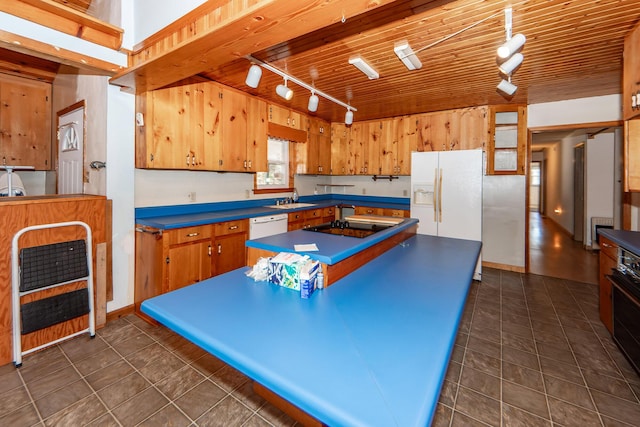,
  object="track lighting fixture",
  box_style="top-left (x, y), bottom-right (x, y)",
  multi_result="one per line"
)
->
top-left (275, 78), bottom-right (293, 100)
top-left (394, 41), bottom-right (422, 70)
top-left (245, 64), bottom-right (262, 88)
top-left (308, 91), bottom-right (319, 112)
top-left (497, 79), bottom-right (518, 96)
top-left (349, 56), bottom-right (379, 80)
top-left (497, 33), bottom-right (526, 59)
top-left (498, 53), bottom-right (523, 75)
top-left (345, 108), bottom-right (354, 125)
